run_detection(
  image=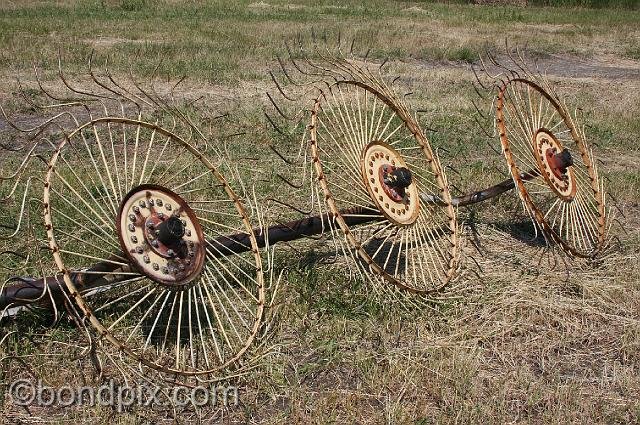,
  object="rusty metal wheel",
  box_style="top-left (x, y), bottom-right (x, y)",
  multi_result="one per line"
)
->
top-left (43, 117), bottom-right (265, 376)
top-left (496, 78), bottom-right (606, 257)
top-left (310, 78), bottom-right (459, 294)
